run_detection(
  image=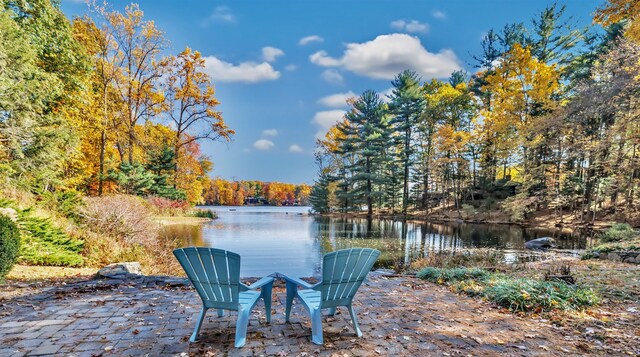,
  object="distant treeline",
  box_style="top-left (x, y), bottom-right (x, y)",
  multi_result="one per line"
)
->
top-left (203, 179), bottom-right (311, 206)
top-left (310, 2), bottom-right (640, 225)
